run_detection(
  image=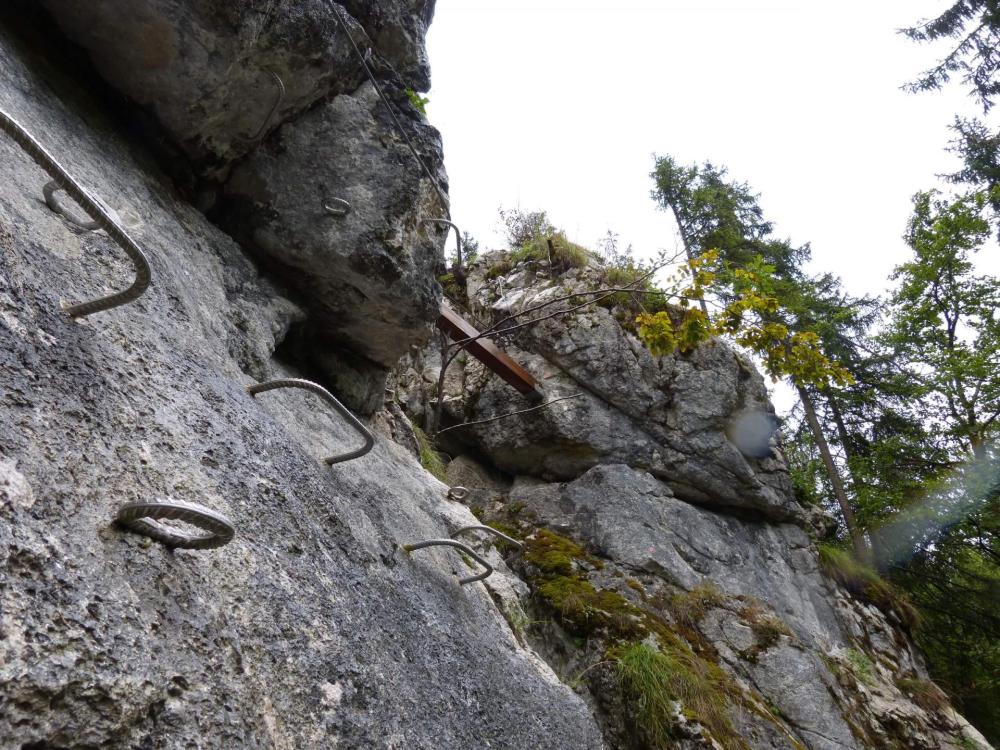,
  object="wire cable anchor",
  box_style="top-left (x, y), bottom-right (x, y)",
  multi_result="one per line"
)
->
top-left (402, 539), bottom-right (494, 585)
top-left (246, 378), bottom-right (375, 465)
top-left (116, 500), bottom-right (235, 549)
top-left (0, 107), bottom-right (152, 318)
